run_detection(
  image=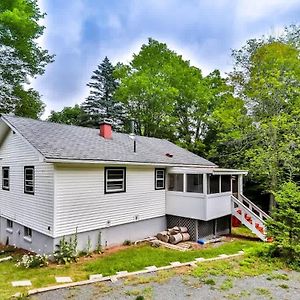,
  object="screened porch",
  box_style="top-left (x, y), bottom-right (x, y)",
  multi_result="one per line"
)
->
top-left (165, 168), bottom-right (247, 221)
